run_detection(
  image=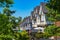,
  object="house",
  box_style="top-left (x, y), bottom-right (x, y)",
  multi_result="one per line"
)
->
top-left (30, 2), bottom-right (51, 32)
top-left (20, 16), bottom-right (32, 30)
top-left (20, 2), bottom-right (53, 33)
